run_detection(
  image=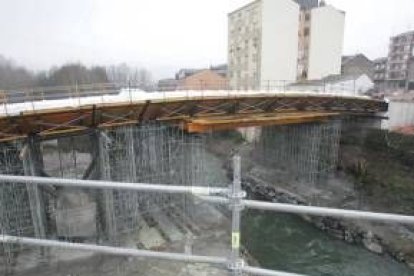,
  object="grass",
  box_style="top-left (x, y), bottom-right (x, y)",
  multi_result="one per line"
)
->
top-left (340, 129), bottom-right (414, 213)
